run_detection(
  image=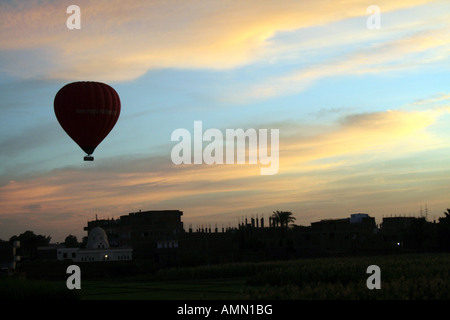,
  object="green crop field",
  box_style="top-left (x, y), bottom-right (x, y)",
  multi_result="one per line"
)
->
top-left (2, 253), bottom-right (449, 300)
top-left (81, 253), bottom-right (450, 300)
